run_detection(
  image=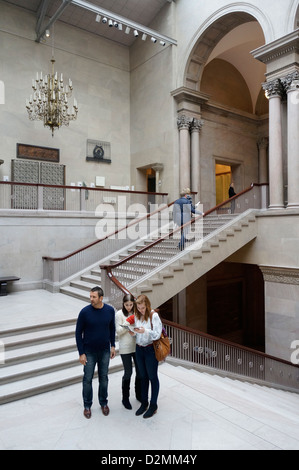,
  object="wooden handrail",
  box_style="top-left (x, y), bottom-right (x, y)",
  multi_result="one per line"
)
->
top-left (42, 199), bottom-right (176, 261)
top-left (0, 180), bottom-right (168, 195)
top-left (161, 318), bottom-right (298, 368)
top-left (100, 183), bottom-right (262, 271)
top-left (102, 267), bottom-right (299, 371)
